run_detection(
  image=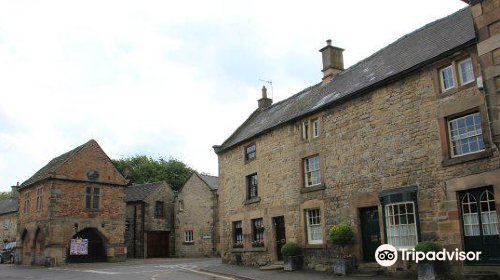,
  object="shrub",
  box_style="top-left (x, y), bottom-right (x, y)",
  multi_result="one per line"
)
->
top-left (329, 223), bottom-right (354, 249)
top-left (281, 242), bottom-right (303, 257)
top-left (415, 241), bottom-right (442, 253)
